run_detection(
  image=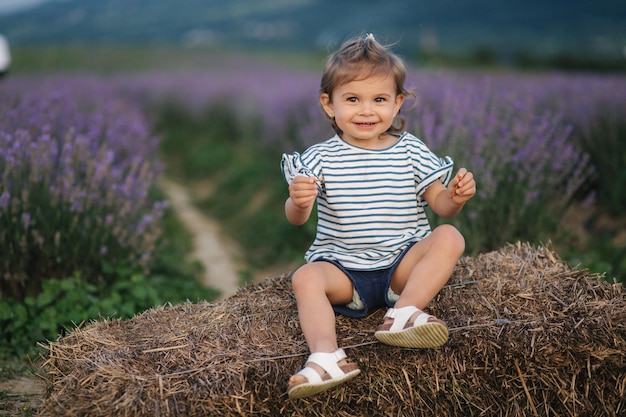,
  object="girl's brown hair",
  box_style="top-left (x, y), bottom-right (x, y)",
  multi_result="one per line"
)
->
top-left (320, 33), bottom-right (415, 136)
